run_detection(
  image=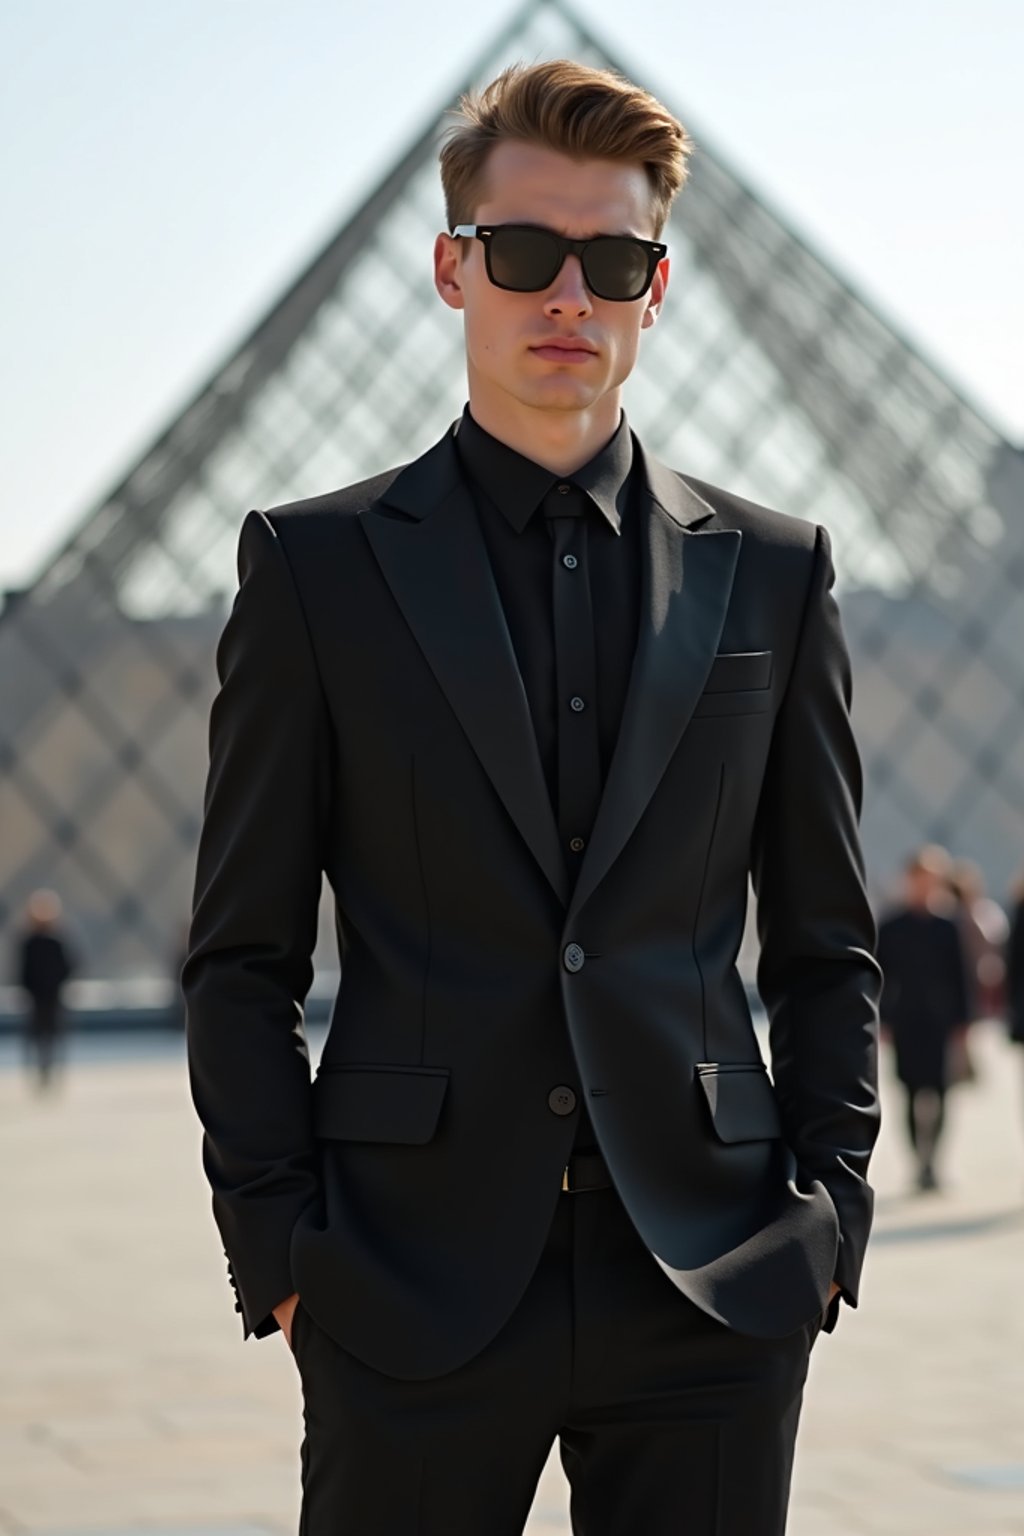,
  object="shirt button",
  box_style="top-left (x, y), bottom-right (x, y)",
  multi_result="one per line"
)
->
top-left (548, 1085), bottom-right (577, 1116)
top-left (563, 942), bottom-right (585, 972)
top-left (570, 696), bottom-right (586, 712)
top-left (569, 836), bottom-right (585, 852)
top-left (562, 553), bottom-right (578, 569)
top-left (556, 483), bottom-right (571, 494)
